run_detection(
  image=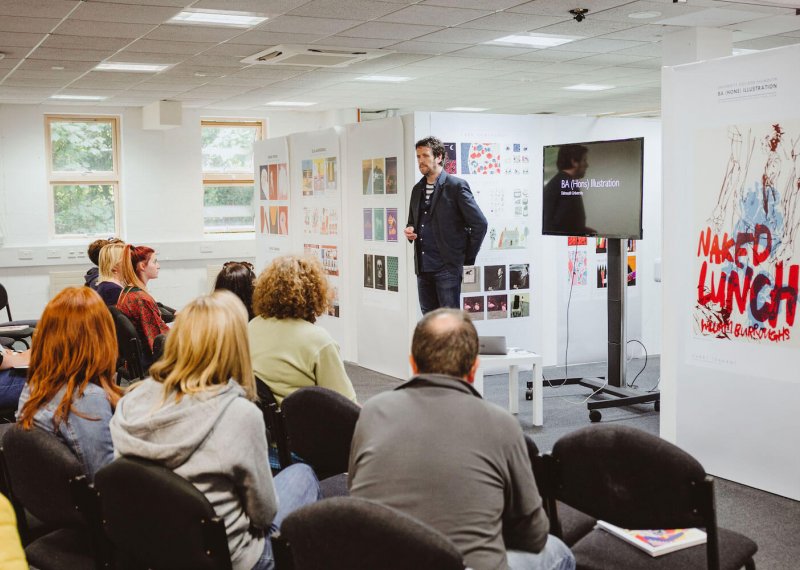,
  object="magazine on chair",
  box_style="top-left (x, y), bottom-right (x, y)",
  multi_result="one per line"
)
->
top-left (596, 521), bottom-right (707, 557)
